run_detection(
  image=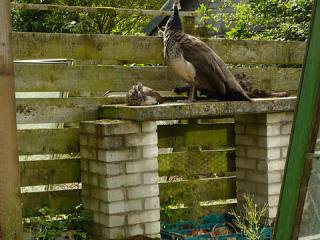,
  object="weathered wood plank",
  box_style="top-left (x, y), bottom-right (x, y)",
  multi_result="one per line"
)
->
top-left (14, 64), bottom-right (301, 92)
top-left (17, 128), bottom-right (79, 155)
top-left (20, 158), bottom-right (80, 187)
top-left (22, 189), bottom-right (81, 217)
top-left (10, 3), bottom-right (196, 17)
top-left (12, 32), bottom-right (305, 65)
top-left (158, 123), bottom-right (234, 150)
top-left (159, 177), bottom-right (236, 203)
top-left (158, 150), bottom-right (235, 177)
top-left (16, 98), bottom-right (122, 124)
